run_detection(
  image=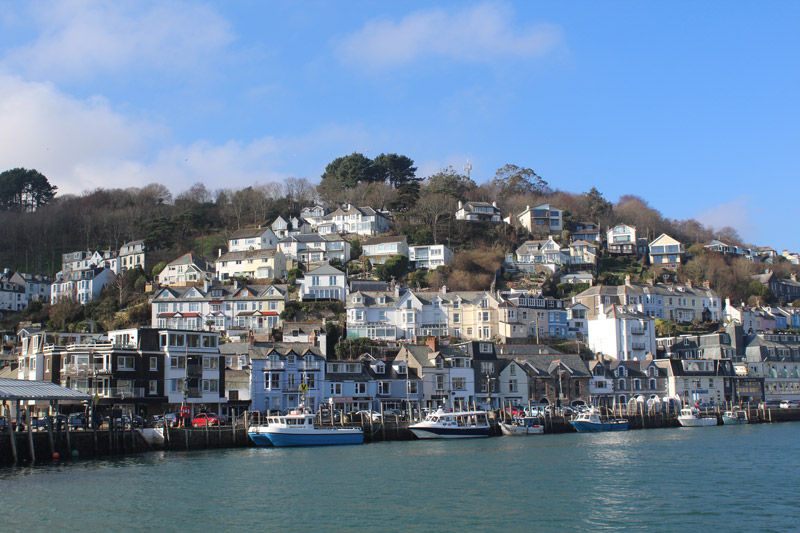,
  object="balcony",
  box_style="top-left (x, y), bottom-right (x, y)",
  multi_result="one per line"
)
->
top-left (630, 329), bottom-right (645, 336)
top-left (631, 343), bottom-right (647, 351)
top-left (61, 363), bottom-right (113, 376)
top-left (298, 362), bottom-right (321, 371)
top-left (280, 384), bottom-right (319, 393)
top-left (263, 361), bottom-right (285, 370)
top-left (72, 387), bottom-right (146, 399)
